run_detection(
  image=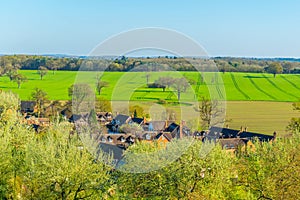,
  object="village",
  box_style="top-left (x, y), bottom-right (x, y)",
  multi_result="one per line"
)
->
top-left (20, 100), bottom-right (276, 161)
